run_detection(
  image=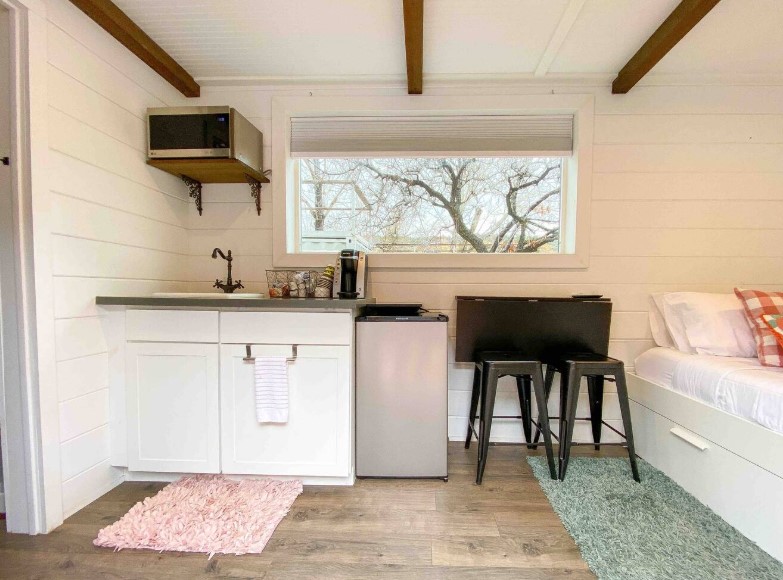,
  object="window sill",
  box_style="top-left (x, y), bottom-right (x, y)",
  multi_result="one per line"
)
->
top-left (273, 250), bottom-right (589, 271)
